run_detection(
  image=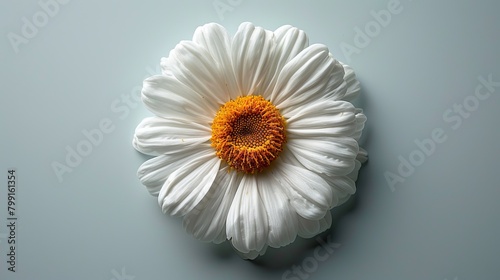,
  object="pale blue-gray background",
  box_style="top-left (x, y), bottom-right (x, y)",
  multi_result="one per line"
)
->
top-left (1, 0), bottom-right (499, 279)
